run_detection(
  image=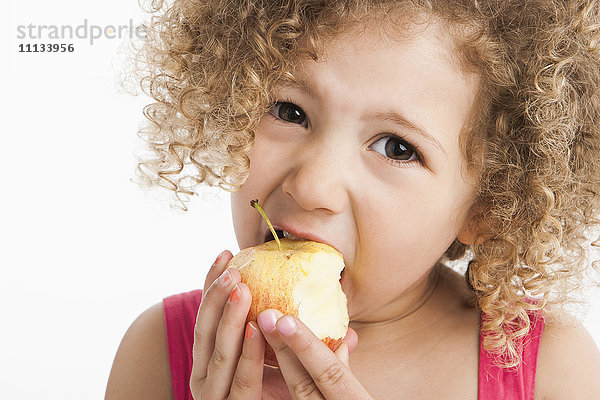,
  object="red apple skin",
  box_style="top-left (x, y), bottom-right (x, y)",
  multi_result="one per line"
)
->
top-left (228, 239), bottom-right (347, 367)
